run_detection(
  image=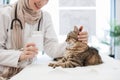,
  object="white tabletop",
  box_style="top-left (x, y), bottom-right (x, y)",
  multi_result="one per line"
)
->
top-left (11, 53), bottom-right (120, 80)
